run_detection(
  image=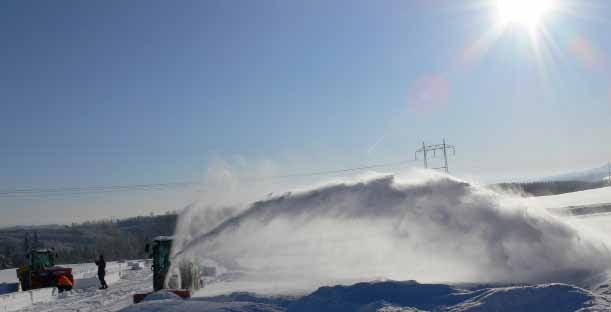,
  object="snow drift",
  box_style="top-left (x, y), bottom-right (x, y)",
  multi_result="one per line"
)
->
top-left (173, 170), bottom-right (611, 294)
top-left (120, 280), bottom-right (607, 312)
top-left (287, 281), bottom-right (596, 312)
